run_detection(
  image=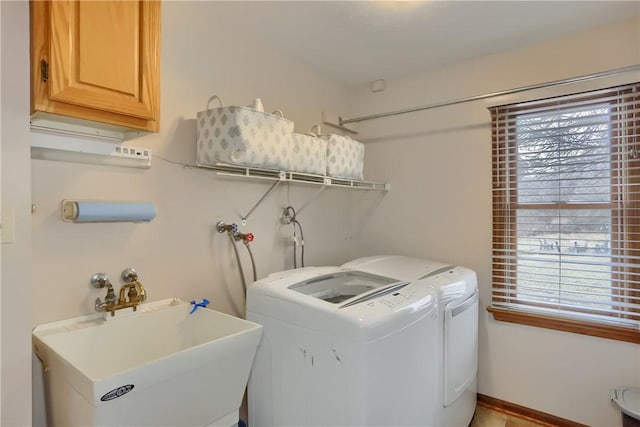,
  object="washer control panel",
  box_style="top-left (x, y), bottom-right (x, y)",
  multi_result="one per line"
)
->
top-left (343, 279), bottom-right (438, 321)
top-left (372, 287), bottom-right (419, 310)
